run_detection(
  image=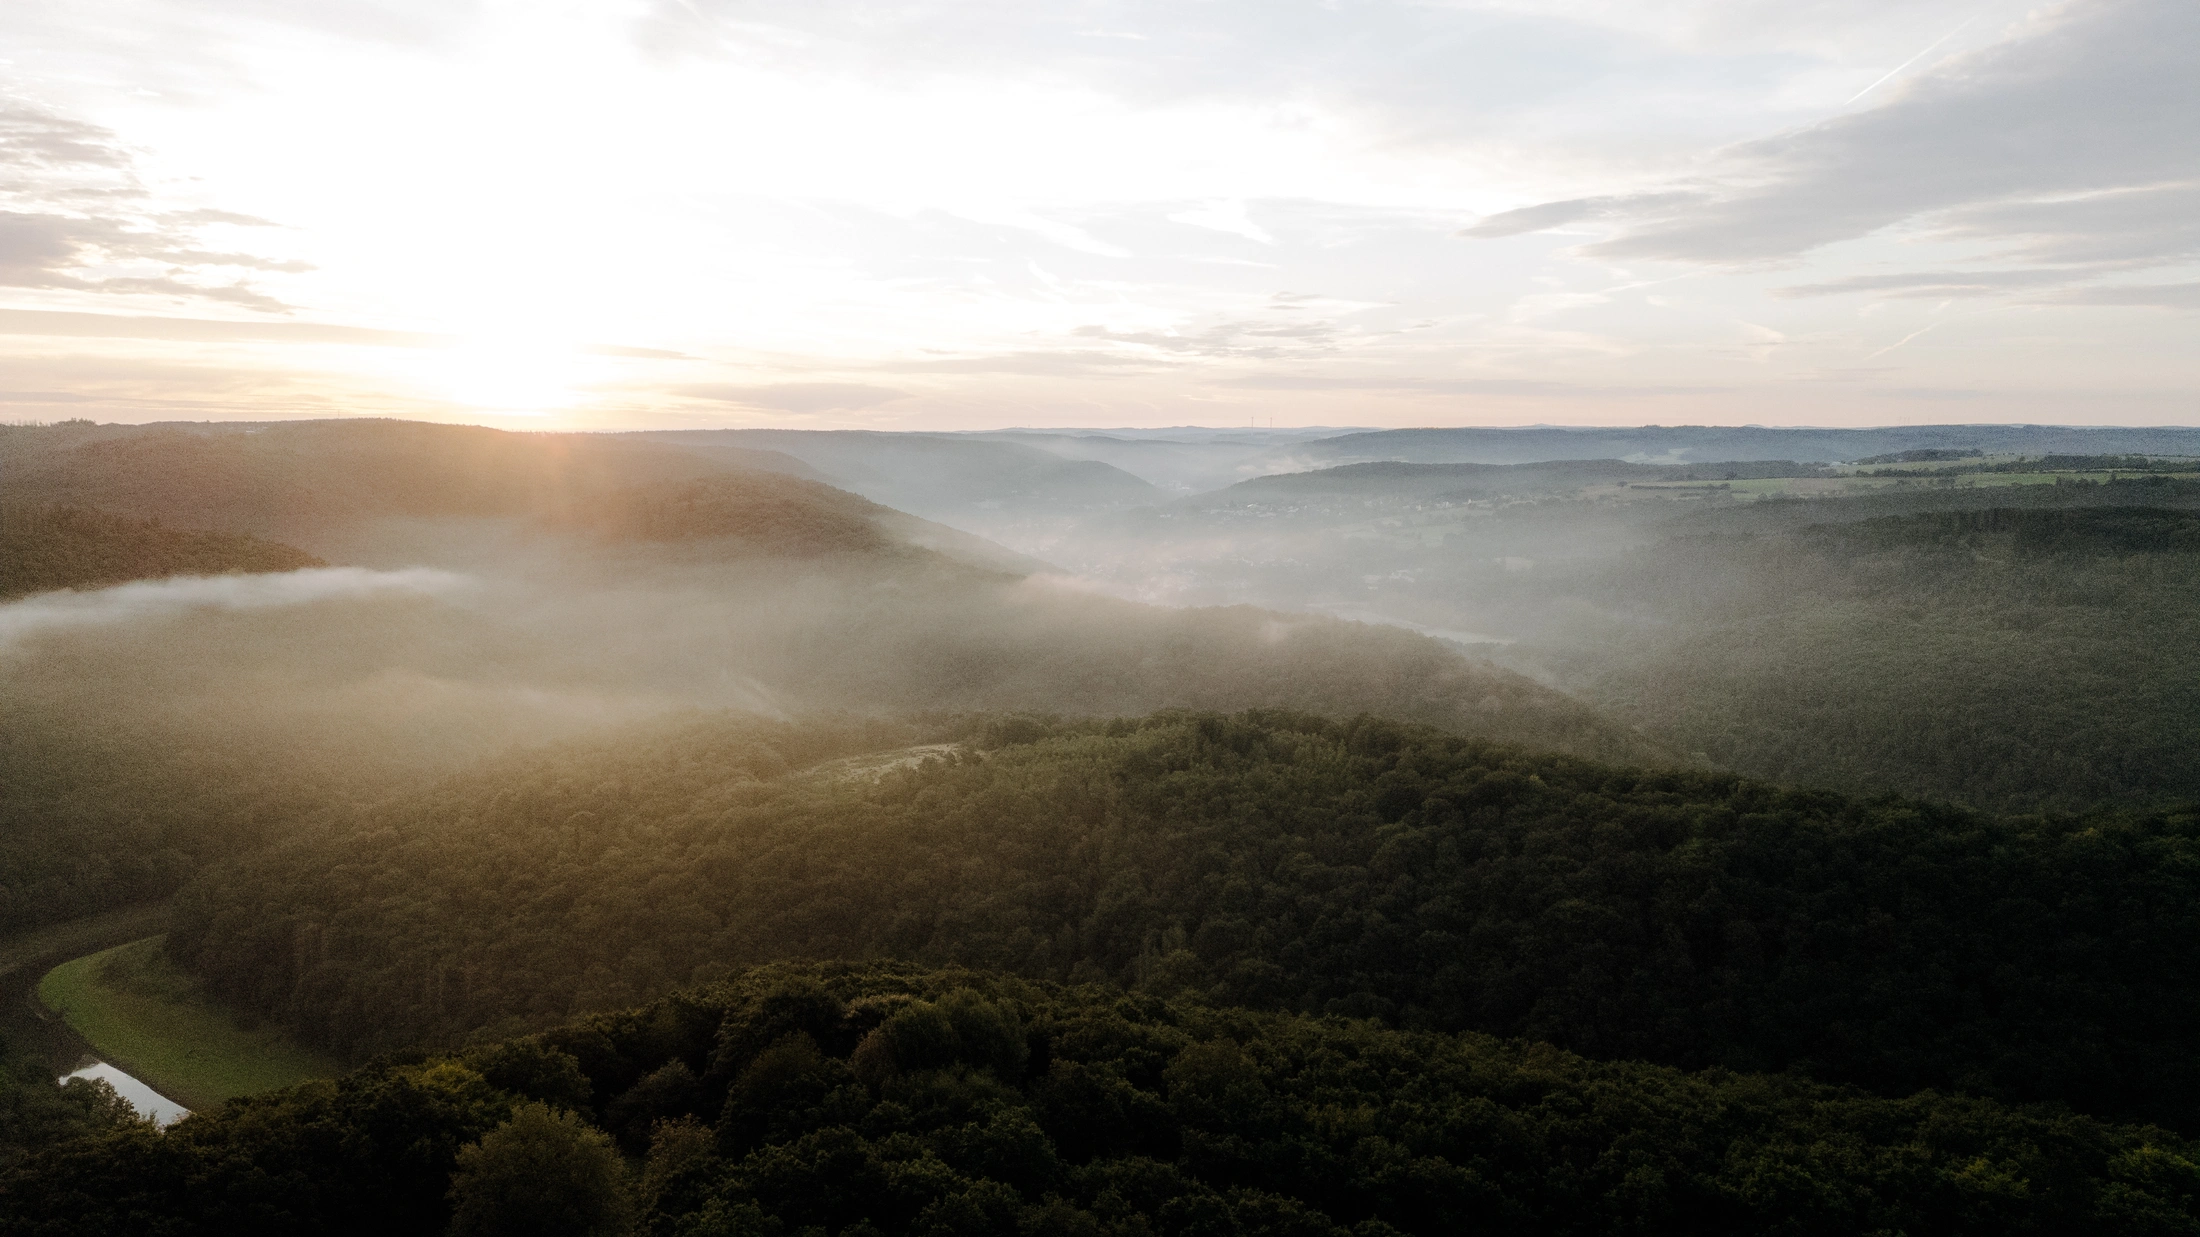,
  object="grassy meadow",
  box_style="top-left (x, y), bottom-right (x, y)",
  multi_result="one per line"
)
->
top-left (37, 936), bottom-right (341, 1112)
